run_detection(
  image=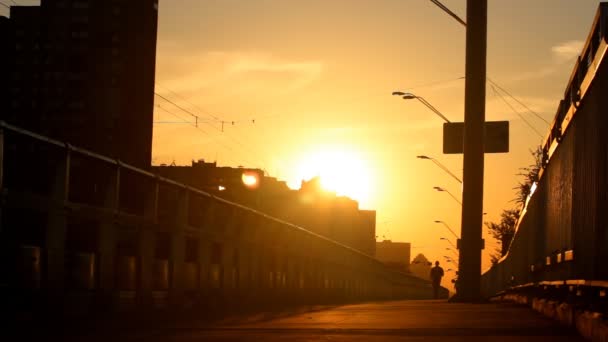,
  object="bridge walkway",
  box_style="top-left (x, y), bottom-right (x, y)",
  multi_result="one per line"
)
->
top-left (39, 300), bottom-right (583, 341)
